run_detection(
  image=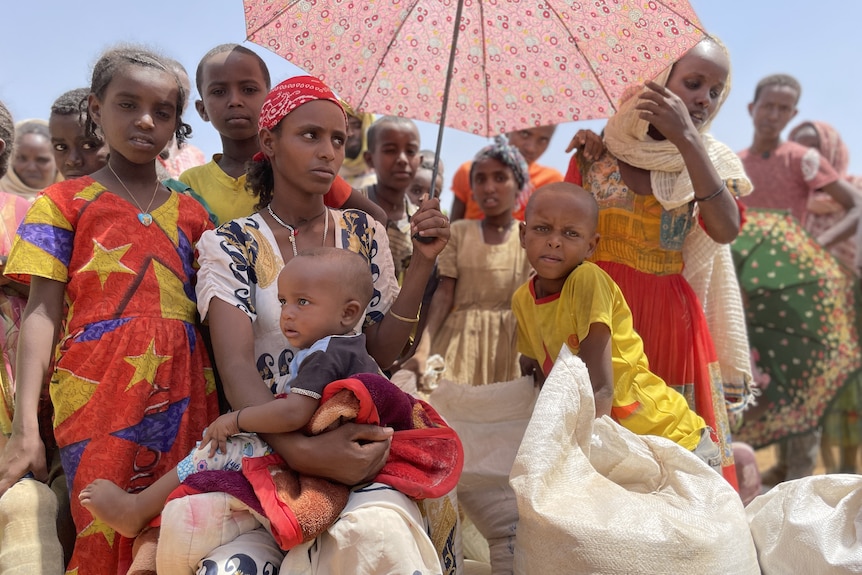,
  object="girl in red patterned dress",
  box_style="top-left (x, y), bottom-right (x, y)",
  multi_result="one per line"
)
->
top-left (0, 46), bottom-right (219, 574)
